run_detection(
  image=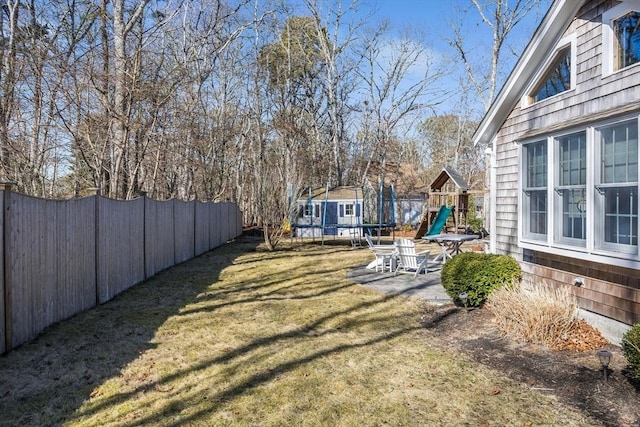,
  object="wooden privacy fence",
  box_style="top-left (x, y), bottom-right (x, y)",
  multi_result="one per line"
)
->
top-left (0, 184), bottom-right (243, 354)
